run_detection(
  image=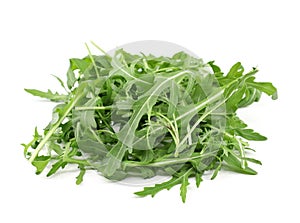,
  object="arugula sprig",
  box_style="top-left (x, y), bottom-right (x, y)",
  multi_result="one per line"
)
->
top-left (23, 43), bottom-right (277, 202)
